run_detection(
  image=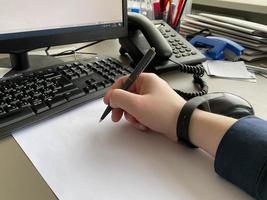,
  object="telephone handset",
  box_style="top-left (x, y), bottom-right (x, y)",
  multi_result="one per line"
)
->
top-left (120, 12), bottom-right (172, 63)
top-left (119, 12), bottom-right (206, 74)
top-left (119, 13), bottom-right (208, 99)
